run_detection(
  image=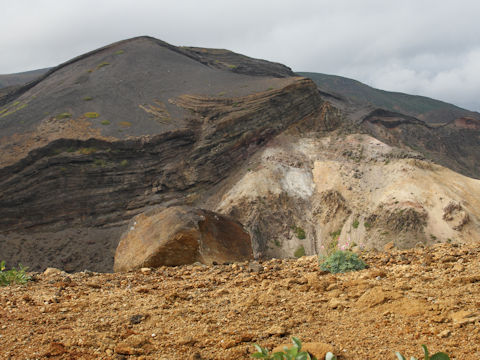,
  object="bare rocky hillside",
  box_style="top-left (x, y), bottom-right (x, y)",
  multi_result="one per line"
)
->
top-left (1, 36), bottom-right (479, 273)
